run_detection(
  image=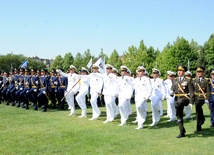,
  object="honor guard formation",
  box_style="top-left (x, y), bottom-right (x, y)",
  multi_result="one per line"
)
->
top-left (0, 64), bottom-right (214, 138)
